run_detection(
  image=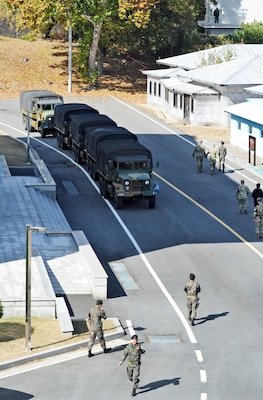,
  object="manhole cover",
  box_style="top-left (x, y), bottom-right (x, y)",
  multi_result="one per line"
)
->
top-left (146, 334), bottom-right (183, 344)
